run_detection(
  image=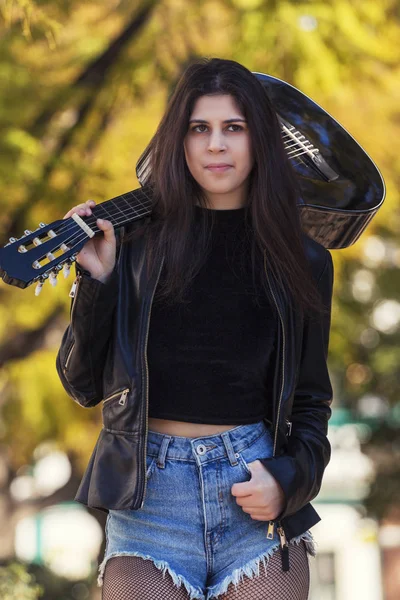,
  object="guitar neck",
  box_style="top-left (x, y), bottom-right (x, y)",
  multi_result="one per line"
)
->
top-left (85, 186), bottom-right (153, 233)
